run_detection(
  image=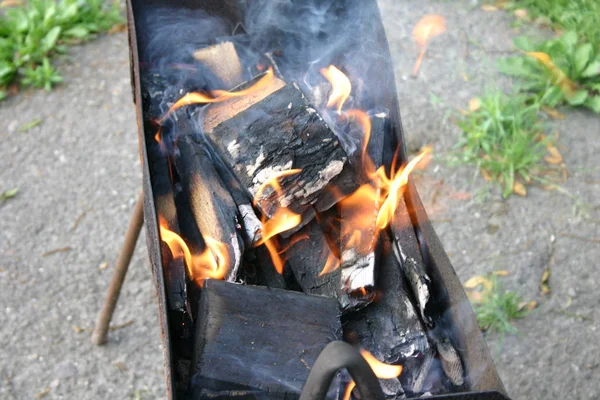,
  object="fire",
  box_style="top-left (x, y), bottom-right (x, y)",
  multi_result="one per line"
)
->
top-left (373, 147), bottom-right (431, 230)
top-left (253, 169), bottom-right (304, 274)
top-left (319, 148), bottom-right (431, 276)
top-left (412, 15), bottom-right (447, 76)
top-left (158, 216), bottom-right (230, 286)
top-left (158, 67), bottom-right (275, 123)
top-left (343, 349), bottom-right (403, 400)
top-left (321, 65), bottom-right (352, 113)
